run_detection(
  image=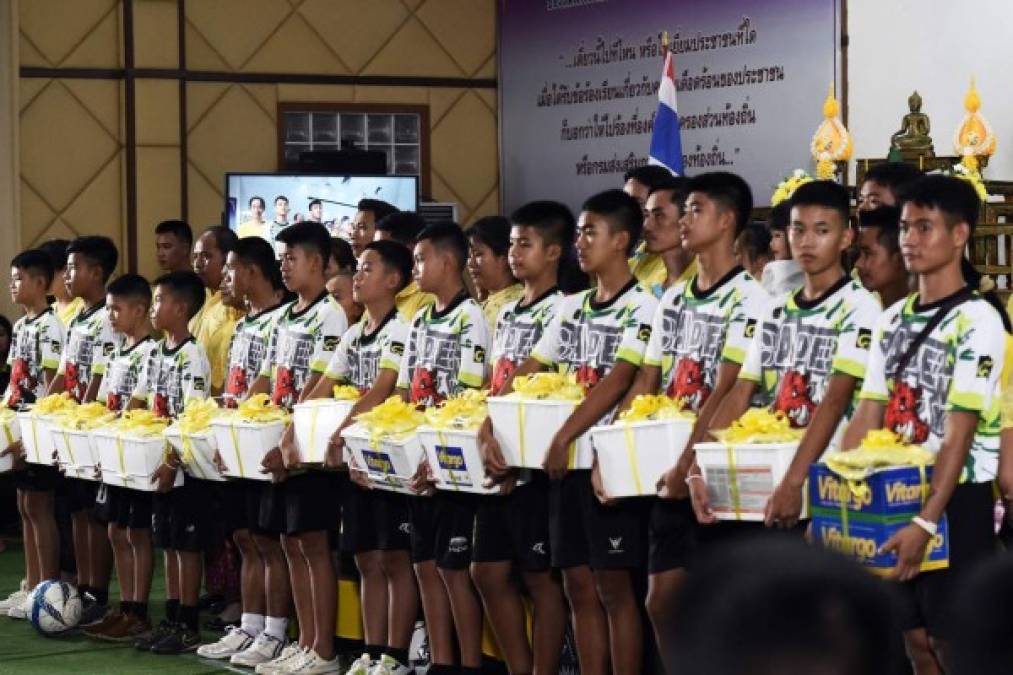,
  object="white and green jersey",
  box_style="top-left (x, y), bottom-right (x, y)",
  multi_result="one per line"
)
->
top-left (859, 292), bottom-right (1007, 483)
top-left (57, 303), bottom-right (117, 403)
top-left (262, 292), bottom-right (348, 410)
top-left (740, 277), bottom-right (881, 432)
top-left (532, 279), bottom-right (657, 391)
top-left (325, 308), bottom-right (408, 392)
top-left (223, 303), bottom-right (285, 408)
top-left (489, 287), bottom-right (563, 394)
top-left (5, 308), bottom-right (64, 410)
top-left (397, 293), bottom-right (489, 407)
top-left (98, 336), bottom-right (156, 413)
top-left (643, 267), bottom-right (768, 413)
top-left (132, 337), bottom-right (211, 419)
